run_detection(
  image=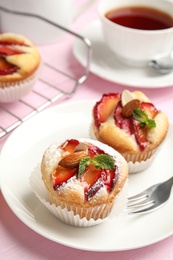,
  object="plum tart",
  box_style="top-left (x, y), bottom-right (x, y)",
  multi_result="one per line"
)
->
top-left (92, 90), bottom-right (169, 172)
top-left (40, 138), bottom-right (128, 222)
